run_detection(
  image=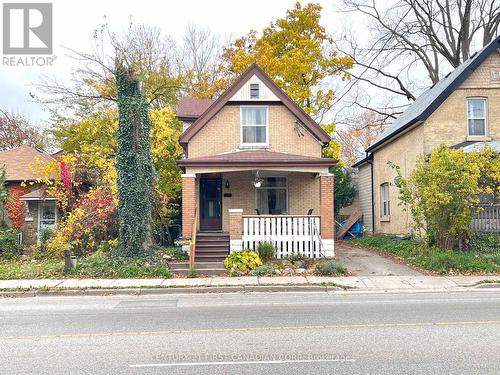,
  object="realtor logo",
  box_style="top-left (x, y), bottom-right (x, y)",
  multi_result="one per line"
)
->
top-left (3, 3), bottom-right (52, 54)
